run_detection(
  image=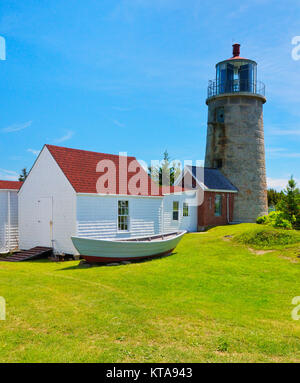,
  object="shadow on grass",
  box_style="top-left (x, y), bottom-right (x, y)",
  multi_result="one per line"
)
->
top-left (59, 251), bottom-right (178, 271)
